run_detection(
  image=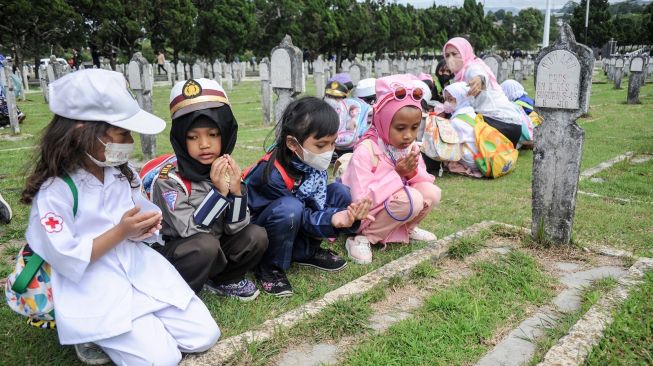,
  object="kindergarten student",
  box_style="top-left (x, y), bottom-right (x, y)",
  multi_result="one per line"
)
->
top-left (246, 97), bottom-right (372, 297)
top-left (341, 75), bottom-right (441, 264)
top-left (21, 70), bottom-right (219, 365)
top-left (501, 79), bottom-right (534, 114)
top-left (151, 79), bottom-right (268, 300)
top-left (442, 82), bottom-right (483, 178)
